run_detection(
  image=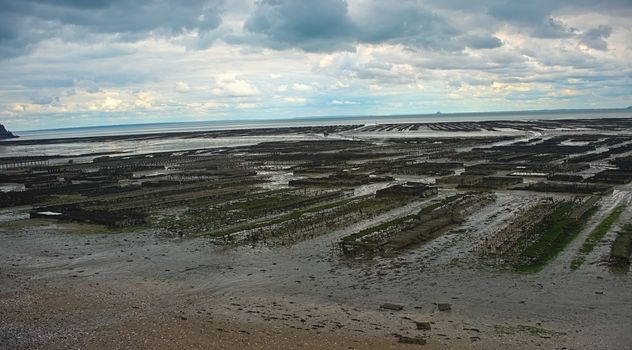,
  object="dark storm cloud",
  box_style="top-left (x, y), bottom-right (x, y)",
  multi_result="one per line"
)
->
top-left (431, 0), bottom-right (629, 39)
top-left (30, 95), bottom-right (61, 106)
top-left (0, 0), bottom-right (224, 58)
top-left (240, 0), bottom-right (630, 53)
top-left (245, 0), bottom-right (354, 42)
top-left (529, 18), bottom-right (576, 39)
top-left (463, 35), bottom-right (503, 49)
top-left (353, 2), bottom-right (456, 46)
top-left (243, 0), bottom-right (501, 52)
top-left (485, 1), bottom-right (582, 39)
top-left (486, 0), bottom-right (558, 25)
top-left (2, 0), bottom-right (627, 58)
top-left (581, 25), bottom-right (613, 51)
top-left (243, 0), bottom-right (355, 51)
top-left (0, 0), bottom-right (223, 33)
